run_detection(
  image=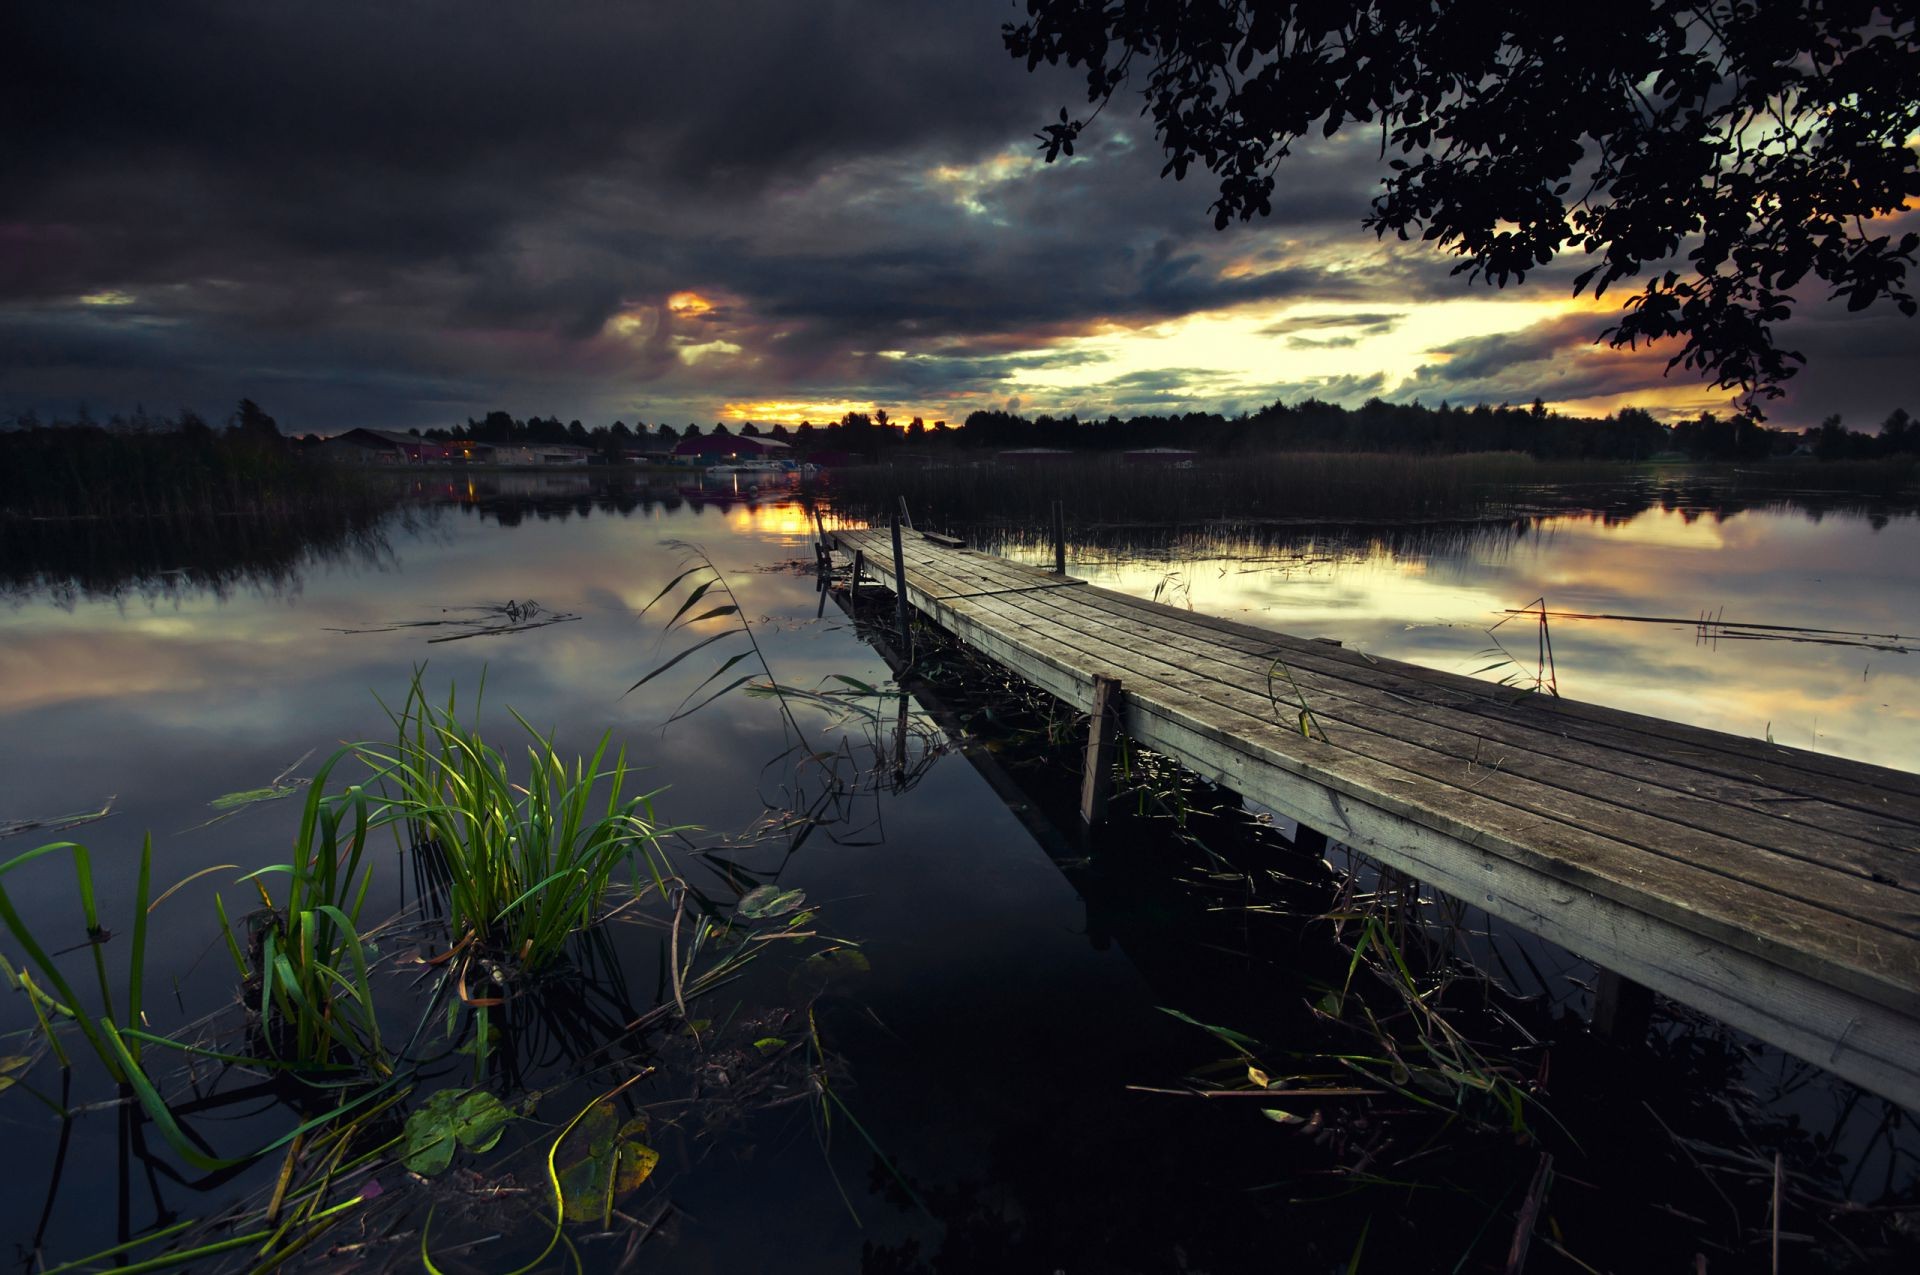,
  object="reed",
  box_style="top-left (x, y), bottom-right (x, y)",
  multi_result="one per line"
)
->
top-left (364, 674), bottom-right (671, 990)
top-left (214, 749), bottom-right (390, 1070)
